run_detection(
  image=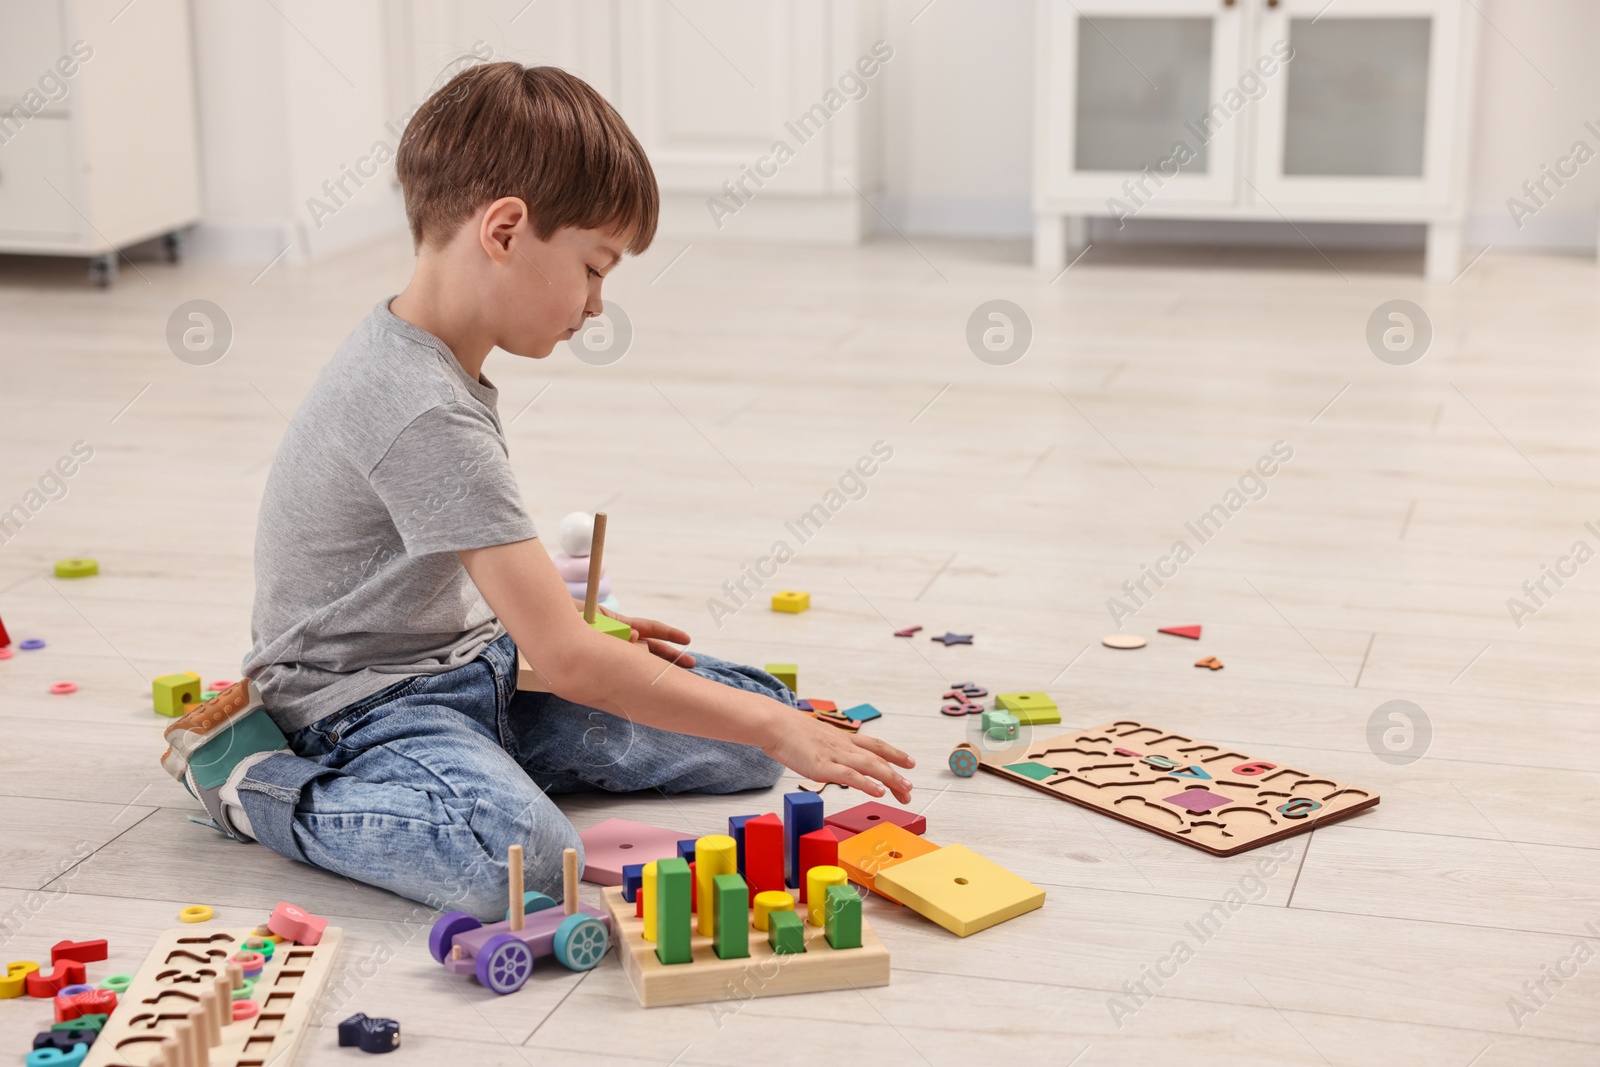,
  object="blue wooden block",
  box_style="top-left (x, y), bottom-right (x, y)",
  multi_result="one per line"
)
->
top-left (783, 792), bottom-right (824, 887)
top-left (841, 703), bottom-right (882, 723)
top-left (33, 1032), bottom-right (96, 1052)
top-left (676, 838), bottom-right (698, 861)
top-left (622, 863), bottom-right (645, 904)
top-left (727, 814), bottom-right (758, 875)
top-left (338, 1013), bottom-right (399, 1053)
